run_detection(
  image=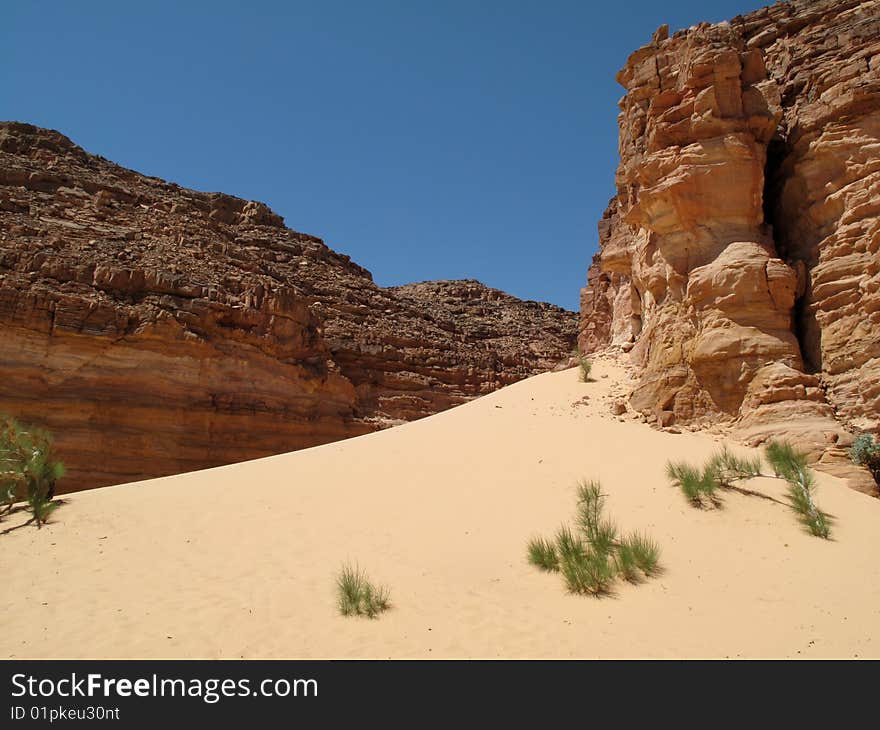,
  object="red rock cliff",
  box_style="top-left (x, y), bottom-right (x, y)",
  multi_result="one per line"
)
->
top-left (580, 0), bottom-right (880, 470)
top-left (0, 123), bottom-right (577, 491)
